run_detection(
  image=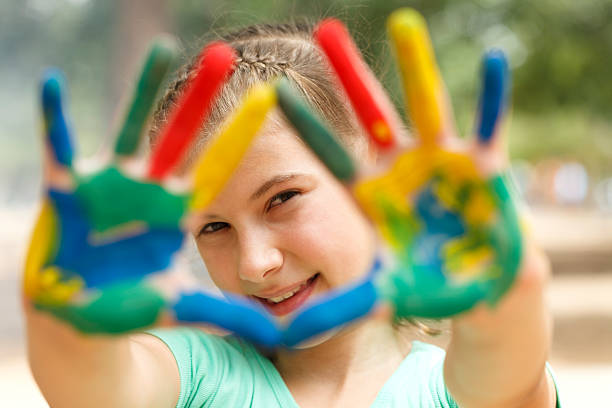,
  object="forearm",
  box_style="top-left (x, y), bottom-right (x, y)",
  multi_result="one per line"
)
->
top-left (25, 302), bottom-right (136, 408)
top-left (444, 244), bottom-right (556, 407)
